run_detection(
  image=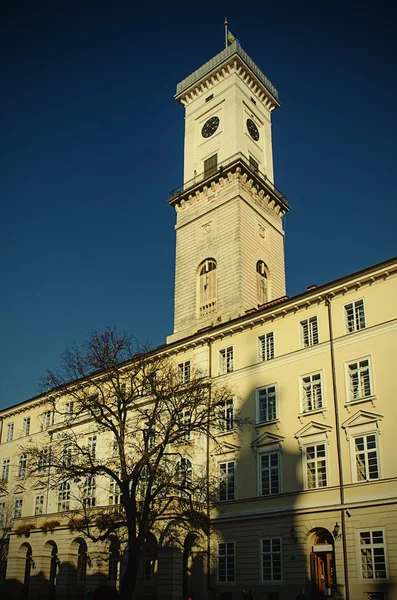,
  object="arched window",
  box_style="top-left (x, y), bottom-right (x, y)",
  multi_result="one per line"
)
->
top-left (108, 539), bottom-right (120, 582)
top-left (77, 541), bottom-right (88, 582)
top-left (256, 261), bottom-right (268, 305)
top-left (198, 259), bottom-right (217, 317)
